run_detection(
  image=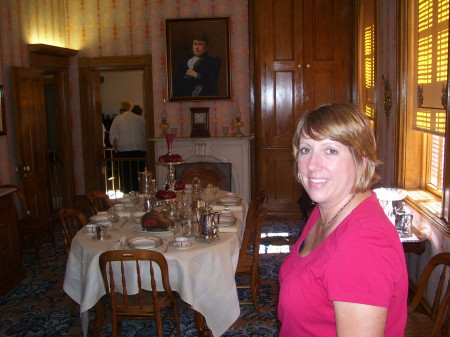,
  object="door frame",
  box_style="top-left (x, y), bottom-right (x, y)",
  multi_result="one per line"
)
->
top-left (29, 47), bottom-right (77, 211)
top-left (78, 55), bottom-right (154, 195)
